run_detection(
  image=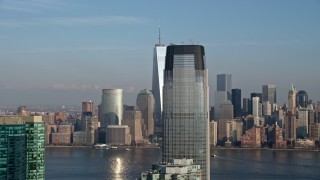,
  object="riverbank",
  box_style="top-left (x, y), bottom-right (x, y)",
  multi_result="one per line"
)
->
top-left (211, 147), bottom-right (319, 152)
